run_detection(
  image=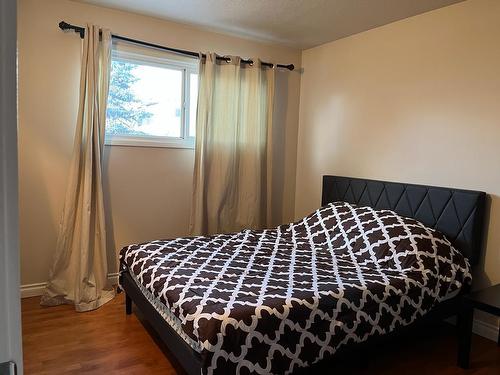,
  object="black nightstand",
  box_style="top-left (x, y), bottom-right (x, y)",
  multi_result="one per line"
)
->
top-left (457, 283), bottom-right (500, 368)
